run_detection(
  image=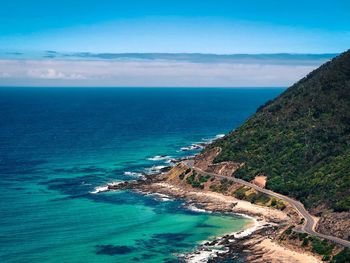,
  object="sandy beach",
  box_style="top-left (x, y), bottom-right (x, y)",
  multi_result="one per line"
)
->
top-left (131, 180), bottom-right (321, 263)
